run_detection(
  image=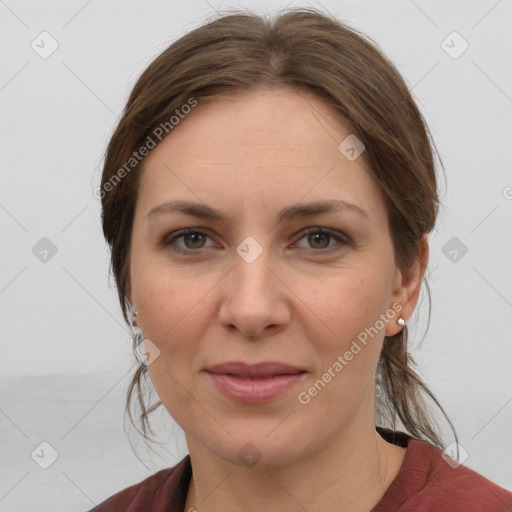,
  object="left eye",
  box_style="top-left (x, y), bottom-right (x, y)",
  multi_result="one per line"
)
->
top-left (163, 228), bottom-right (348, 253)
top-left (295, 228), bottom-right (348, 253)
